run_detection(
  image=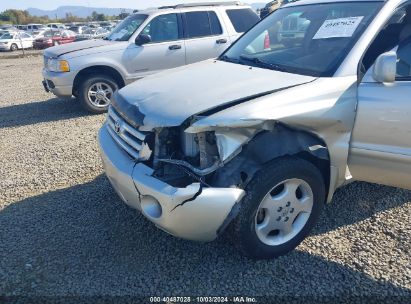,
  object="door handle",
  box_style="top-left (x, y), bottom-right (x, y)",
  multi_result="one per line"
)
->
top-left (169, 44), bottom-right (182, 50)
top-left (216, 38), bottom-right (228, 44)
